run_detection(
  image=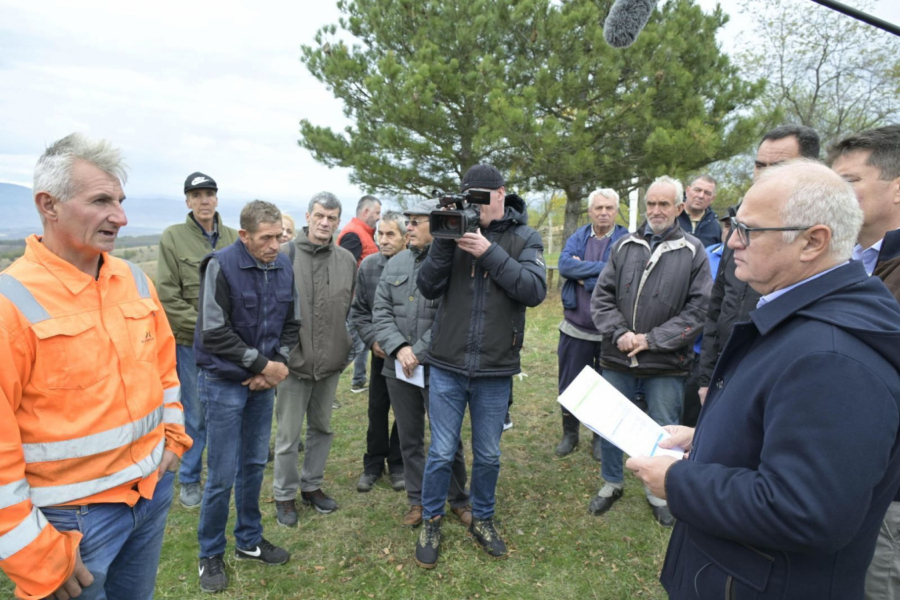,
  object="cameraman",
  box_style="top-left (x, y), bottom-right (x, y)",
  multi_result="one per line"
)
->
top-left (413, 164), bottom-right (546, 568)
